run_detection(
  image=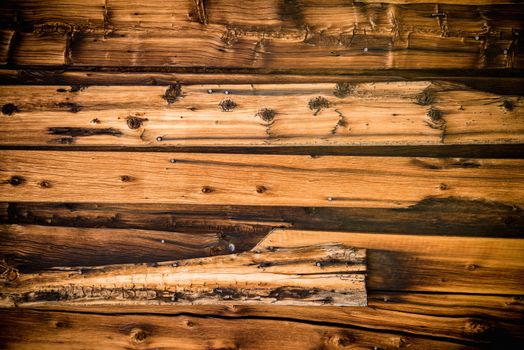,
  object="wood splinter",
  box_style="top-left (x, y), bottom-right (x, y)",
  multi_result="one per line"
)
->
top-left (0, 244), bottom-right (367, 307)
